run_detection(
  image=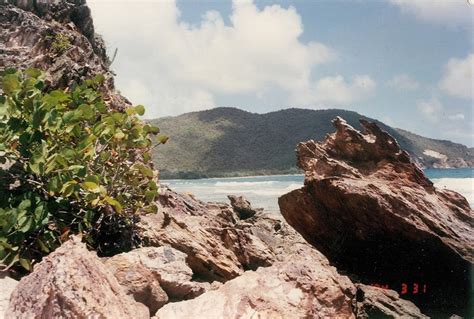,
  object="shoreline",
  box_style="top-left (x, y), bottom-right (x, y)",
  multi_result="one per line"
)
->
top-left (161, 167), bottom-right (474, 182)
